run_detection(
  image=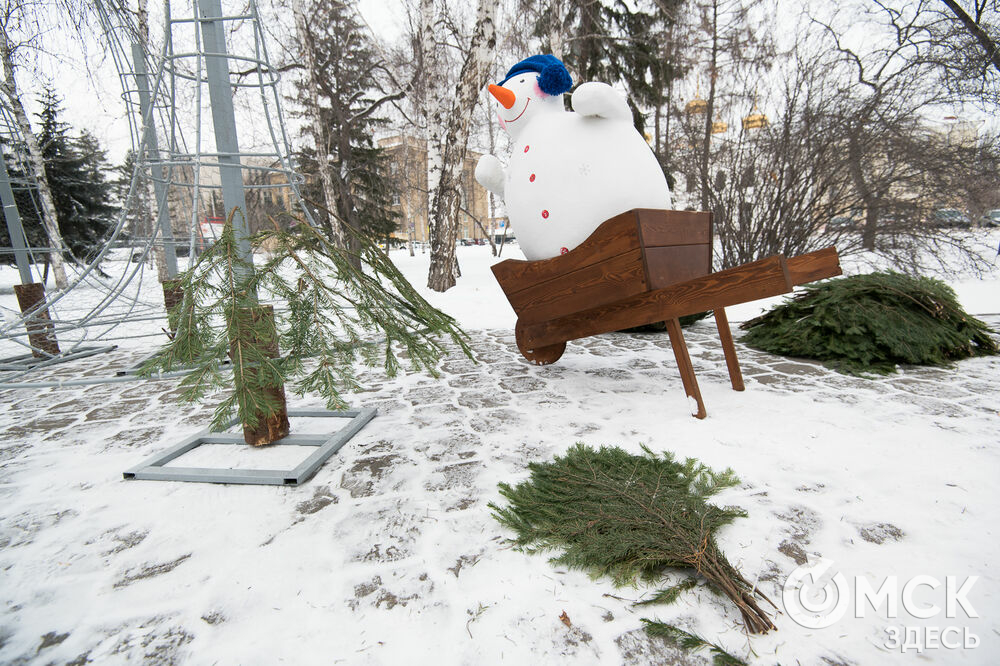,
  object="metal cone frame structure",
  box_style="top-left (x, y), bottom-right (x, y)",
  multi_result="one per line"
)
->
top-left (0, 0), bottom-right (374, 483)
top-left (113, 0), bottom-right (377, 482)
